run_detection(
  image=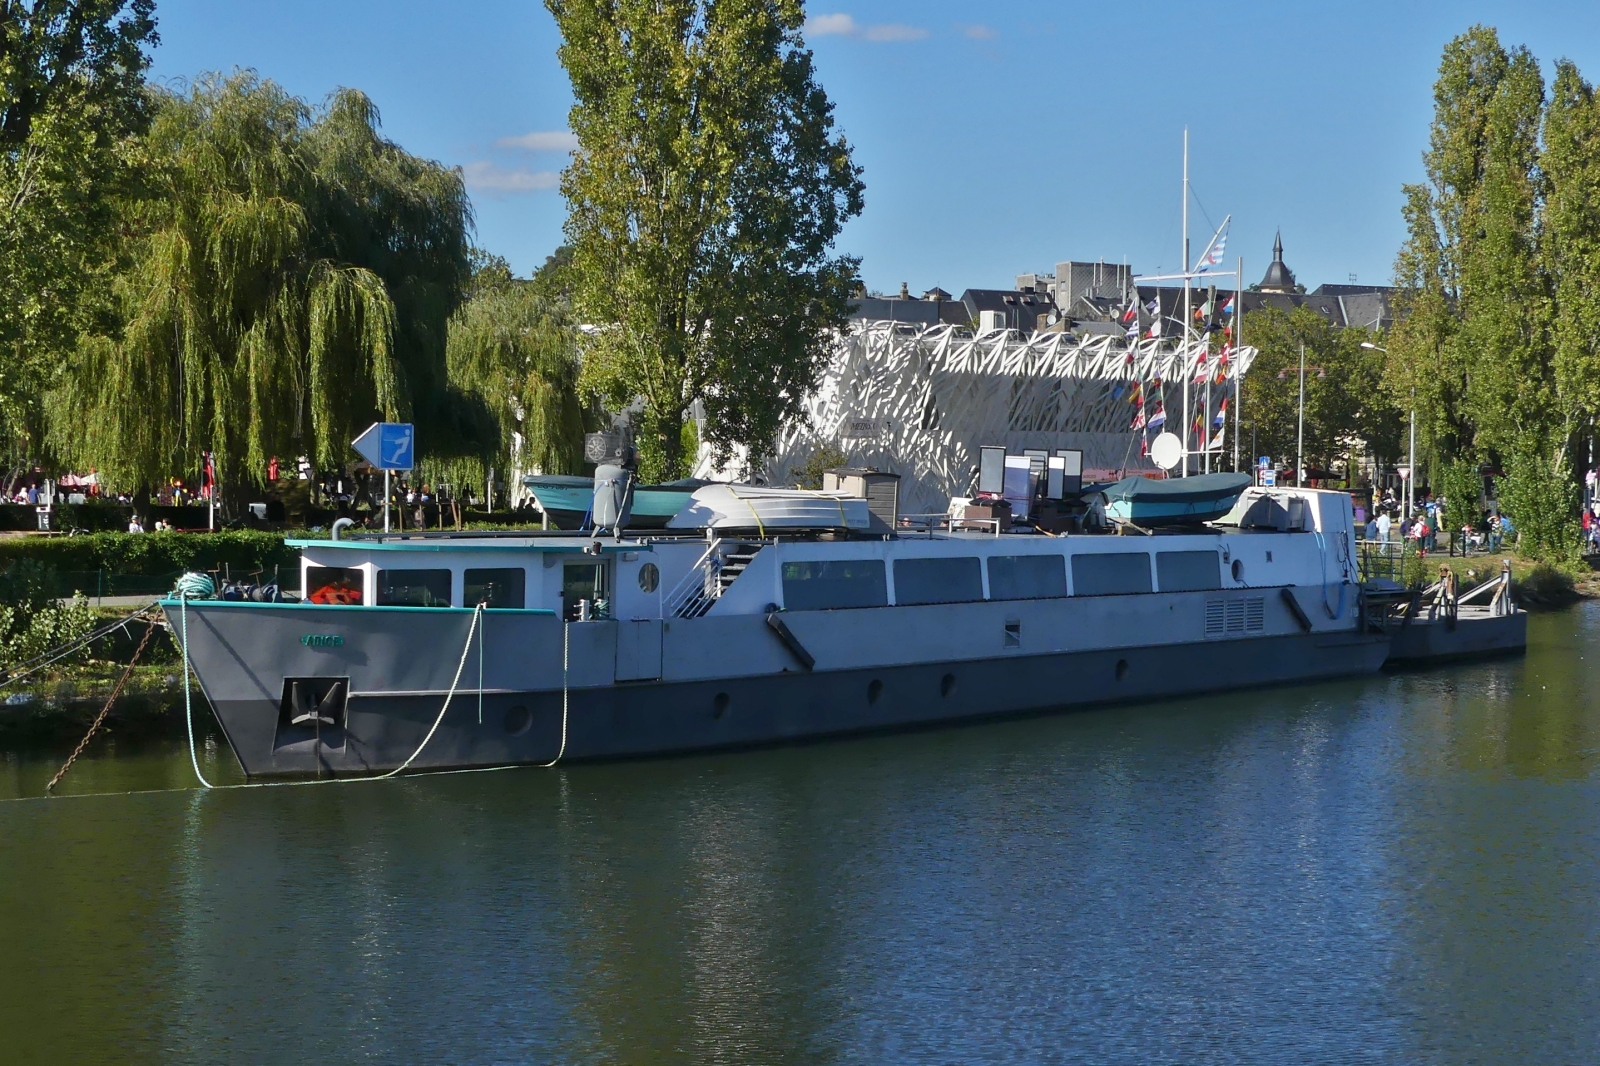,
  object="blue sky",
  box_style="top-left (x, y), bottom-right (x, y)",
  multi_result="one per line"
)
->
top-left (149, 1), bottom-right (1600, 294)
